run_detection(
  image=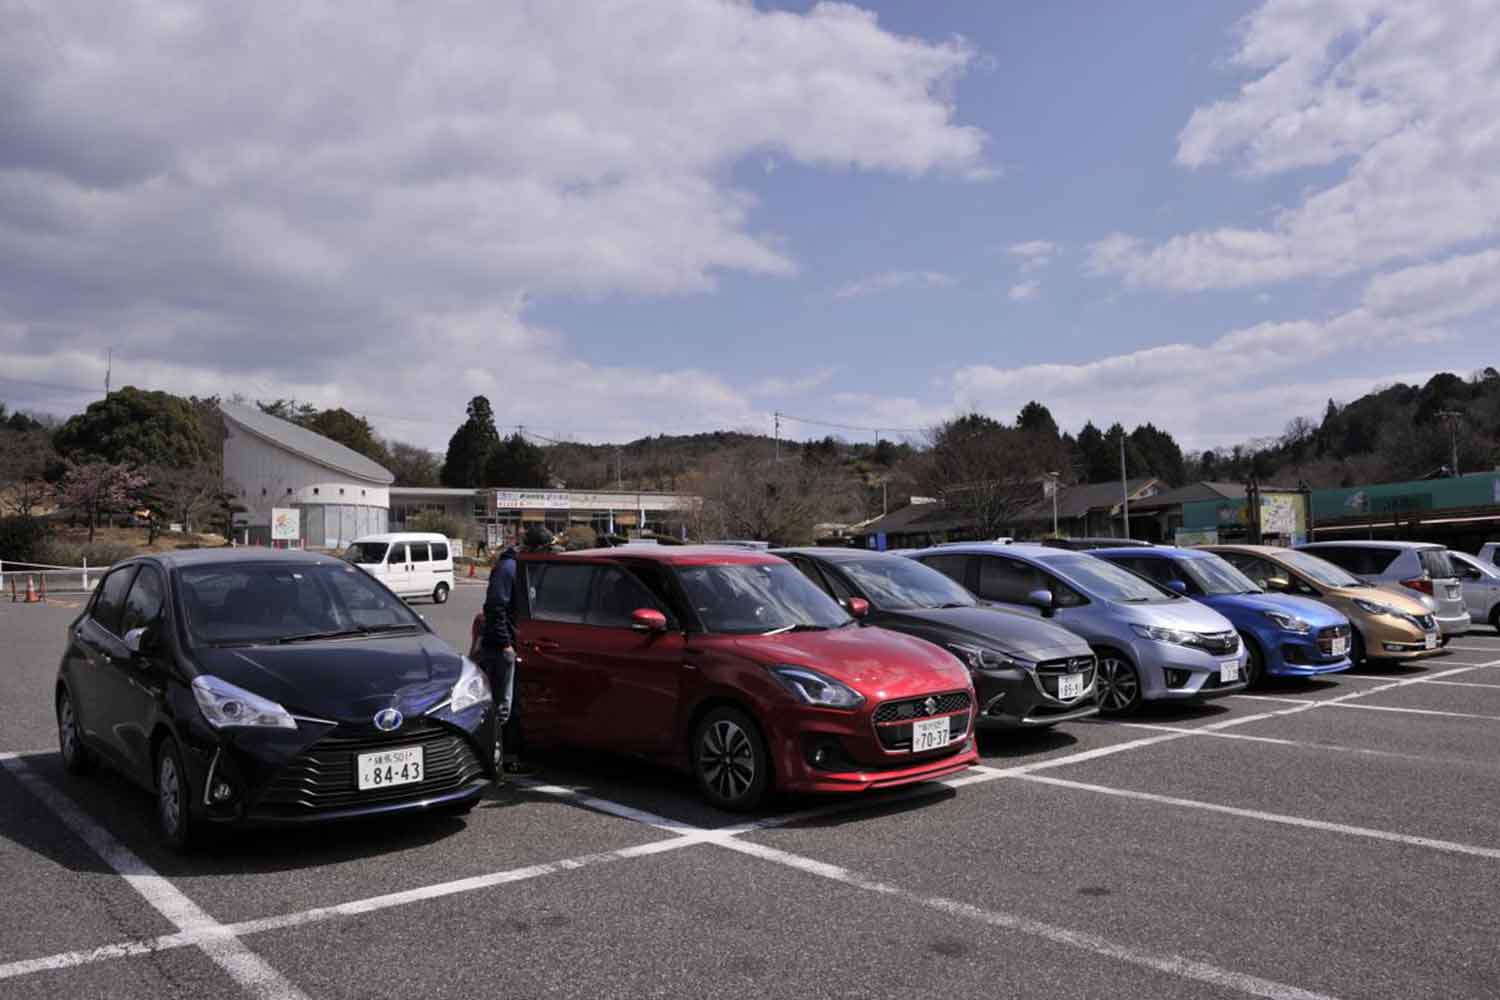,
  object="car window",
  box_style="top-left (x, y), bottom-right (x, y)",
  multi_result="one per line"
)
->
top-left (838, 556), bottom-right (974, 610)
top-left (387, 543), bottom-right (407, 565)
top-left (1309, 546), bottom-right (1397, 576)
top-left (1115, 557), bottom-right (1182, 590)
top-left (818, 565), bottom-right (858, 602)
top-left (1040, 571), bottom-right (1087, 607)
top-left (977, 557), bottom-right (1043, 603)
top-left (1418, 549), bottom-right (1455, 579)
top-left (529, 563), bottom-right (595, 623)
top-left (431, 542), bottom-right (449, 562)
top-left (91, 566), bottom-right (137, 636)
top-left (343, 542), bottom-right (388, 565)
top-left (1043, 553), bottom-right (1174, 603)
top-left (1222, 553), bottom-right (1272, 587)
top-left (588, 566), bottom-right (665, 627)
top-left (675, 562), bottom-right (849, 634)
top-left (119, 565), bottom-right (166, 634)
top-left (788, 557), bottom-right (831, 593)
top-left (409, 542), bottom-right (430, 563)
top-left (919, 554), bottom-right (969, 588)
